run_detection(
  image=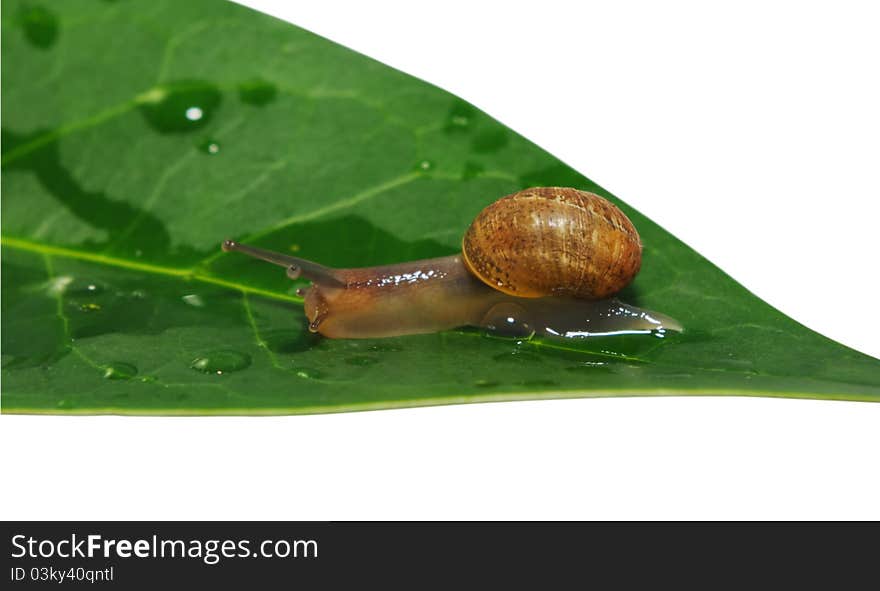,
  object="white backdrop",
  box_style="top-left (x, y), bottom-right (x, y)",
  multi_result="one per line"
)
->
top-left (2, 0), bottom-right (878, 520)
